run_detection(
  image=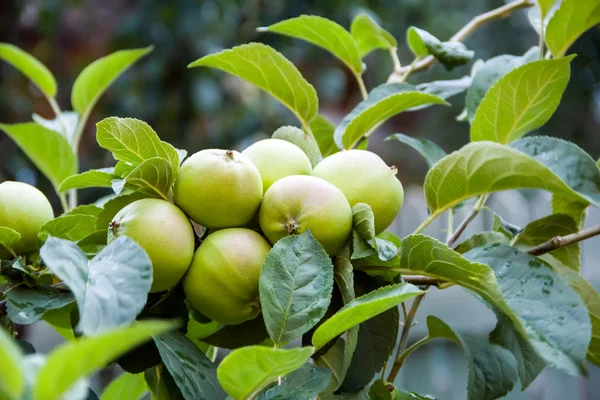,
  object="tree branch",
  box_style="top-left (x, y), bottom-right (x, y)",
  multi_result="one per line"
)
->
top-left (527, 224), bottom-right (600, 256)
top-left (447, 195), bottom-right (489, 248)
